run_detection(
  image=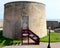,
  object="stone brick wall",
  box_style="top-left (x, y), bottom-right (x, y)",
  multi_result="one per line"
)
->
top-left (3, 1), bottom-right (47, 39)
